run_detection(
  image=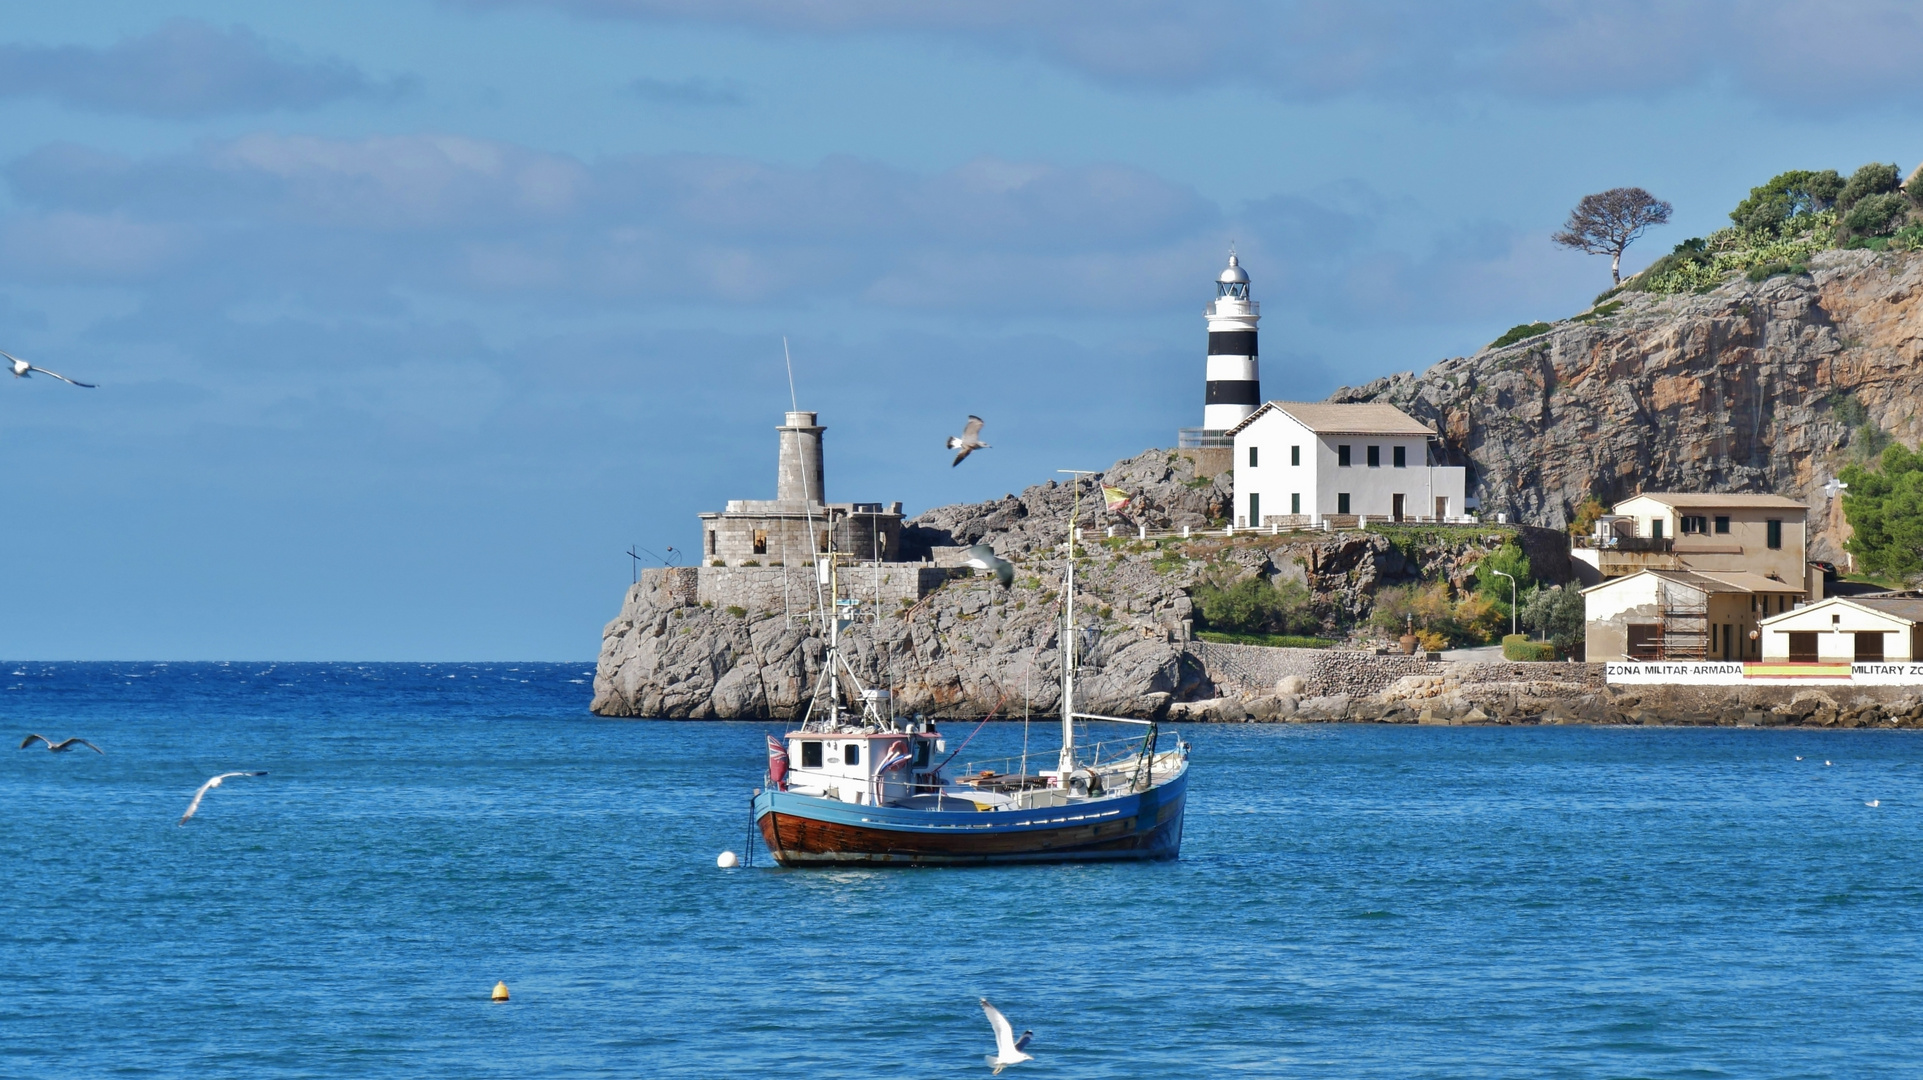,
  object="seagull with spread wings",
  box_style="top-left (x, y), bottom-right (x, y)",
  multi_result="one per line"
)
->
top-left (179, 771), bottom-right (268, 826)
top-left (3, 351), bottom-right (96, 388)
top-left (947, 415), bottom-right (990, 466)
top-left (19, 734), bottom-right (103, 754)
top-left (979, 997), bottom-right (1033, 1074)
